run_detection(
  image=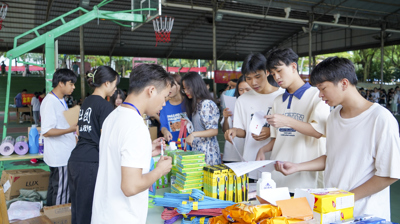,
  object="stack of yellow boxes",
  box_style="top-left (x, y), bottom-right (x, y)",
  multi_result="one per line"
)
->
top-left (203, 164), bottom-right (248, 202)
top-left (308, 189), bottom-right (355, 224)
top-left (171, 151), bottom-right (206, 194)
